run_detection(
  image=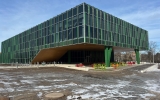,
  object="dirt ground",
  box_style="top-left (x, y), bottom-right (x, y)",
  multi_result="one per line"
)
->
top-left (0, 64), bottom-right (160, 100)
